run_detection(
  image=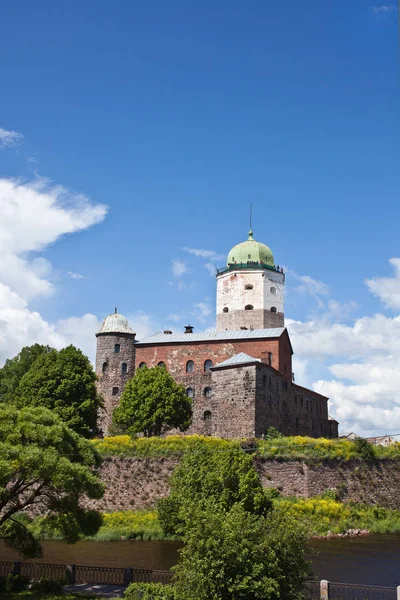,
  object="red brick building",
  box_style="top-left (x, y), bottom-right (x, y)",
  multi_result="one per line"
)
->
top-left (96, 230), bottom-right (338, 438)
